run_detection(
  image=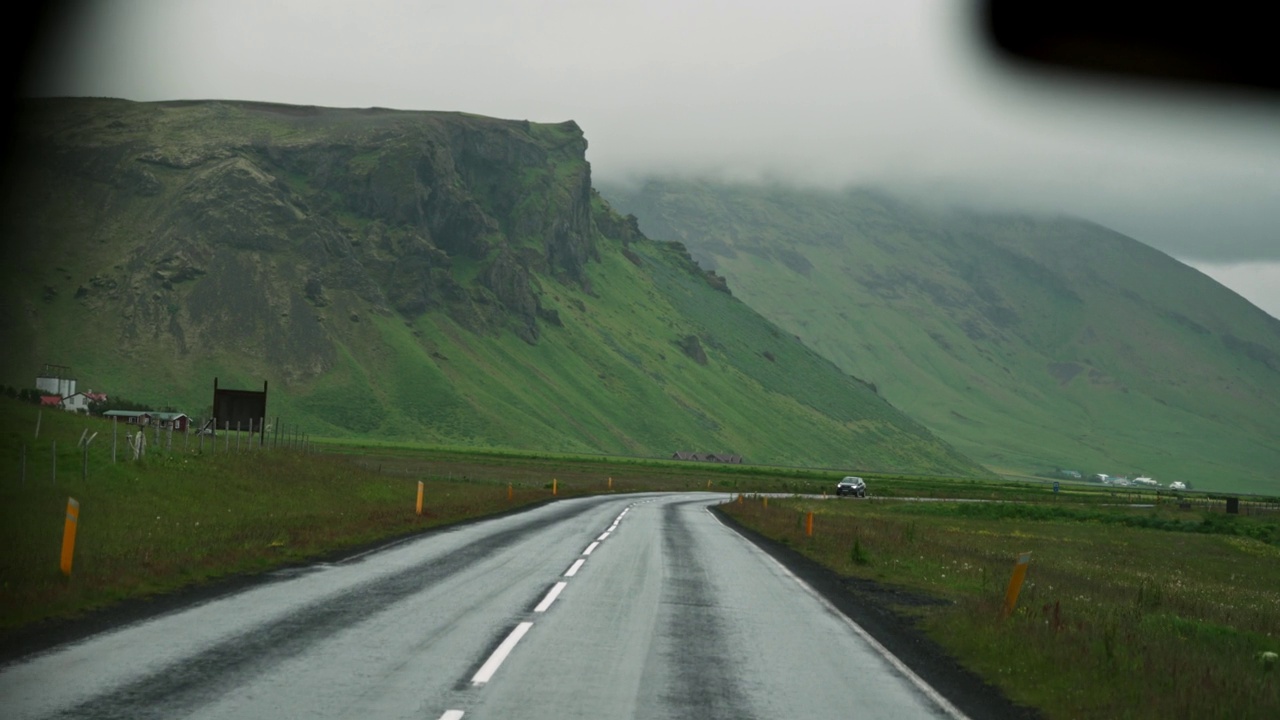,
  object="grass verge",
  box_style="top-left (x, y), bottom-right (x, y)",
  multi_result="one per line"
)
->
top-left (720, 495), bottom-right (1280, 719)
